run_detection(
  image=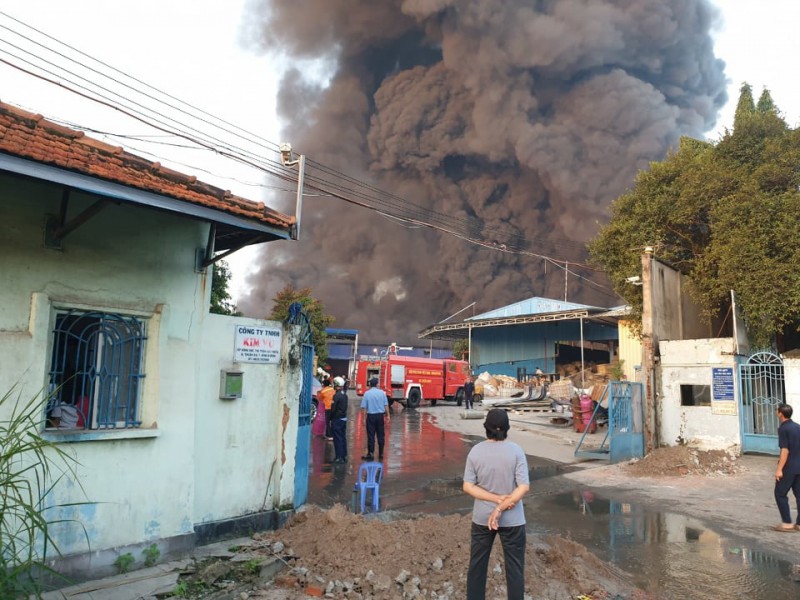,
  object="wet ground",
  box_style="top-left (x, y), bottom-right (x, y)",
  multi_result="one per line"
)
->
top-left (308, 395), bottom-right (800, 599)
